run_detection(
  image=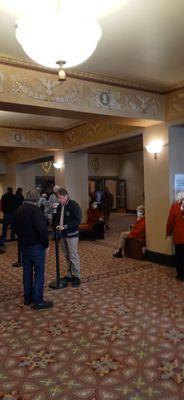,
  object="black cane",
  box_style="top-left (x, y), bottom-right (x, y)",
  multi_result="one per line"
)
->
top-left (49, 229), bottom-right (68, 289)
top-left (12, 239), bottom-right (22, 267)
